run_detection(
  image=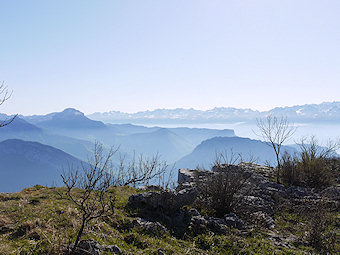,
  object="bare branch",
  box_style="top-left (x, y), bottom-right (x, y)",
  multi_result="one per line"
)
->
top-left (255, 115), bottom-right (296, 183)
top-left (0, 81), bottom-right (17, 128)
top-left (58, 142), bottom-right (116, 252)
